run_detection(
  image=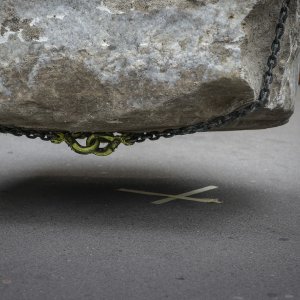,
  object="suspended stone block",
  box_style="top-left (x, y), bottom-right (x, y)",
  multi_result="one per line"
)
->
top-left (0, 0), bottom-right (299, 133)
